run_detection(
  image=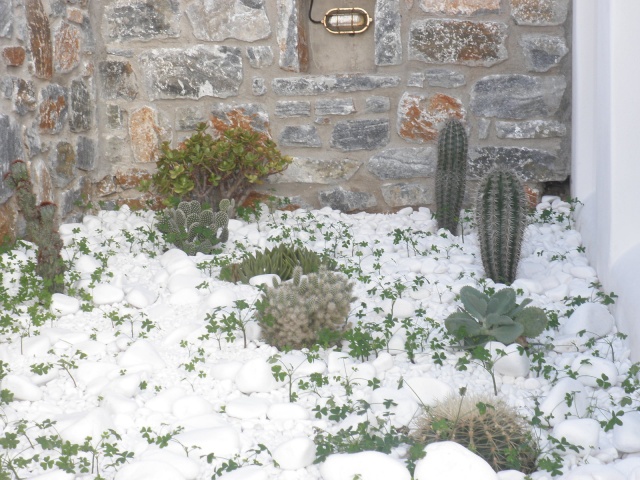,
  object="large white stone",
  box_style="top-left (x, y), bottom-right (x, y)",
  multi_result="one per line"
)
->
top-left (168, 427), bottom-right (240, 457)
top-left (272, 436), bottom-right (316, 470)
top-left (139, 450), bottom-right (200, 480)
top-left (58, 408), bottom-right (115, 447)
top-left (561, 303), bottom-right (615, 337)
top-left (172, 395), bottom-right (214, 419)
top-left (217, 466), bottom-right (268, 480)
top-left (92, 283), bottom-right (125, 305)
top-left (126, 286), bottom-right (158, 308)
top-left (205, 287), bottom-right (237, 309)
top-left (235, 358), bottom-right (278, 393)
top-left (401, 376), bottom-right (454, 407)
top-left (118, 339), bottom-right (165, 371)
top-left (414, 441), bottom-right (498, 480)
top-left (2, 374), bottom-right (43, 401)
top-left (320, 451), bottom-right (411, 480)
top-left (613, 411), bottom-right (640, 453)
top-left (50, 293), bottom-right (80, 316)
top-left (115, 460), bottom-right (186, 480)
top-left (570, 355), bottom-right (619, 388)
top-left (267, 402), bottom-right (310, 421)
top-left (553, 418), bottom-right (601, 453)
top-left (562, 464), bottom-right (626, 480)
top-left (539, 378), bottom-right (589, 426)
top-left (225, 397), bottom-right (270, 419)
top-left (488, 341), bottom-right (531, 378)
